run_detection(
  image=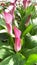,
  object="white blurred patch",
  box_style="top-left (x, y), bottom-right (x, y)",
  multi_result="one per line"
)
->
top-left (5, 5), bottom-right (14, 13)
top-left (33, 18), bottom-right (37, 25)
top-left (7, 5), bottom-right (13, 11)
top-left (0, 29), bottom-right (7, 33)
top-left (9, 58), bottom-right (14, 65)
top-left (14, 20), bottom-right (19, 27)
top-left (31, 35), bottom-right (37, 41)
top-left (0, 14), bottom-right (3, 18)
top-left (6, 0), bottom-right (15, 3)
top-left (31, 0), bottom-right (37, 3)
top-left (35, 6), bottom-right (37, 14)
